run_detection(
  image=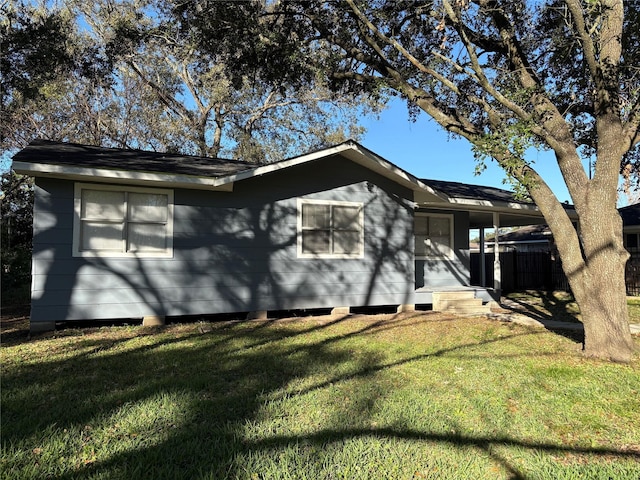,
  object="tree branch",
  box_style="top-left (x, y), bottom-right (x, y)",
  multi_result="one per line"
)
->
top-left (126, 61), bottom-right (193, 125)
top-left (344, 0), bottom-right (460, 94)
top-left (564, 0), bottom-right (601, 83)
top-left (442, 0), bottom-right (532, 122)
top-left (476, 0), bottom-right (589, 202)
top-left (625, 102), bottom-right (640, 149)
